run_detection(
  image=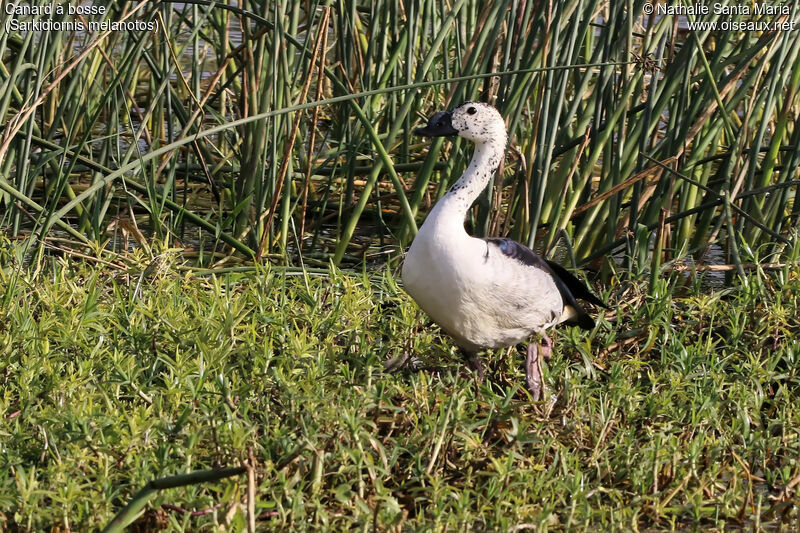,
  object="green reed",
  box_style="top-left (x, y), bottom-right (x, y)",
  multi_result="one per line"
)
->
top-left (0, 0), bottom-right (798, 279)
